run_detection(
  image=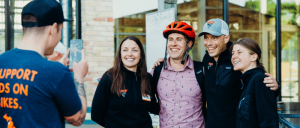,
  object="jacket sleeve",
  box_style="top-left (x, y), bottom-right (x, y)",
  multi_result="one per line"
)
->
top-left (255, 75), bottom-right (279, 128)
top-left (273, 80), bottom-right (281, 97)
top-left (148, 74), bottom-right (160, 115)
top-left (91, 74), bottom-right (111, 127)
